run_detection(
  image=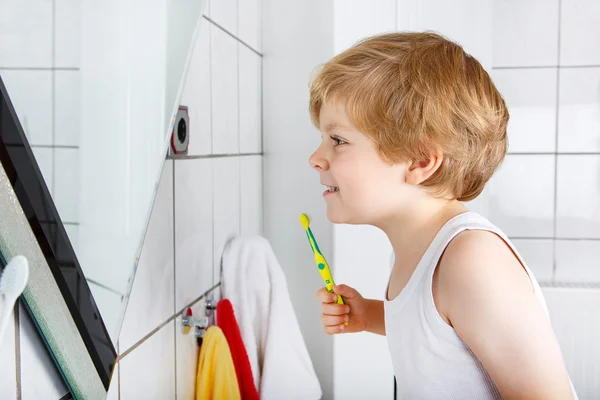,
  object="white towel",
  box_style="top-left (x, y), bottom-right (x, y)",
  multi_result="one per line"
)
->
top-left (221, 236), bottom-right (322, 400)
